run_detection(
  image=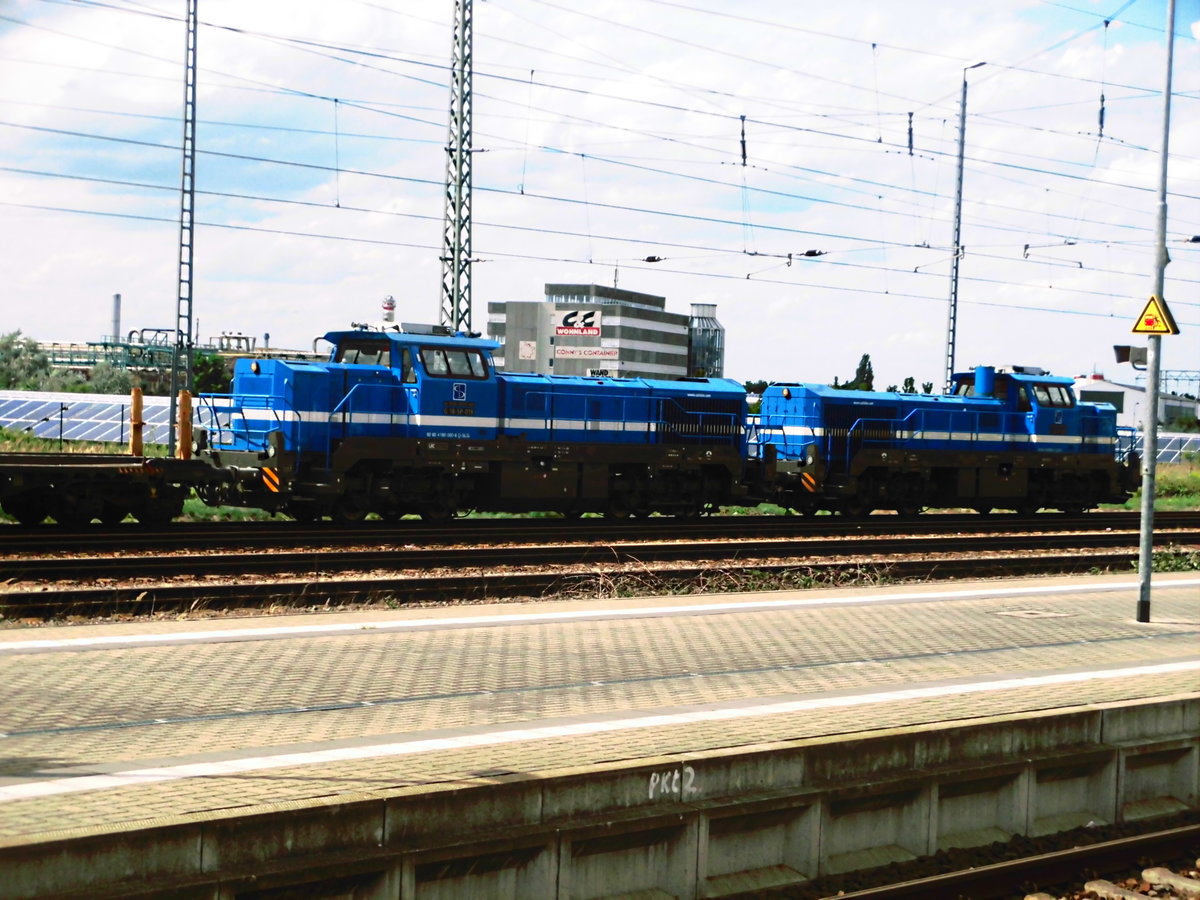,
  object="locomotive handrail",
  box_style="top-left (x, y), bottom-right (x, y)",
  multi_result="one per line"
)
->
top-left (520, 389), bottom-right (649, 442)
top-left (656, 395), bottom-right (744, 445)
top-left (518, 389), bottom-right (743, 446)
top-left (326, 382), bottom-right (412, 465)
top-left (1116, 425), bottom-right (1140, 463)
top-left (839, 407), bottom-right (1031, 471)
top-left (195, 393), bottom-right (299, 454)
